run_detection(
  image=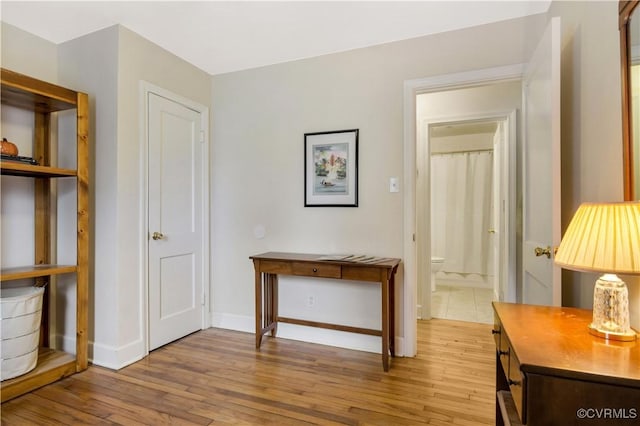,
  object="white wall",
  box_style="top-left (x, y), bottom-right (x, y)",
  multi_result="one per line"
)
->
top-left (0, 22), bottom-right (57, 82)
top-left (430, 132), bottom-right (495, 154)
top-left (56, 25), bottom-right (212, 368)
top-left (1, 22), bottom-right (59, 262)
top-left (211, 15), bottom-right (546, 351)
top-left (1, 22), bottom-right (67, 344)
top-left (548, 0), bottom-right (639, 329)
top-left (57, 26), bottom-right (120, 360)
